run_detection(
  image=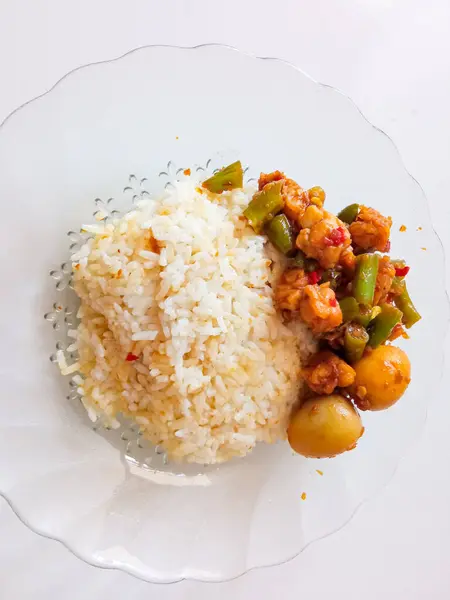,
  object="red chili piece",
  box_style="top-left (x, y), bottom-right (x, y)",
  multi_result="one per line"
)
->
top-left (329, 297), bottom-right (337, 307)
top-left (126, 352), bottom-right (139, 362)
top-left (324, 226), bottom-right (346, 247)
top-left (308, 270), bottom-right (322, 285)
top-left (395, 265), bottom-right (410, 277)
